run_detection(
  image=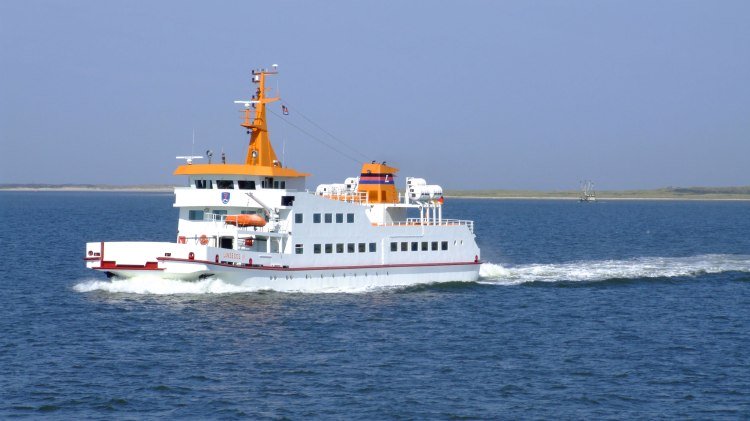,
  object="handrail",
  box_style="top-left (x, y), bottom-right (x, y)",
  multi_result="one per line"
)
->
top-left (376, 218), bottom-right (474, 233)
